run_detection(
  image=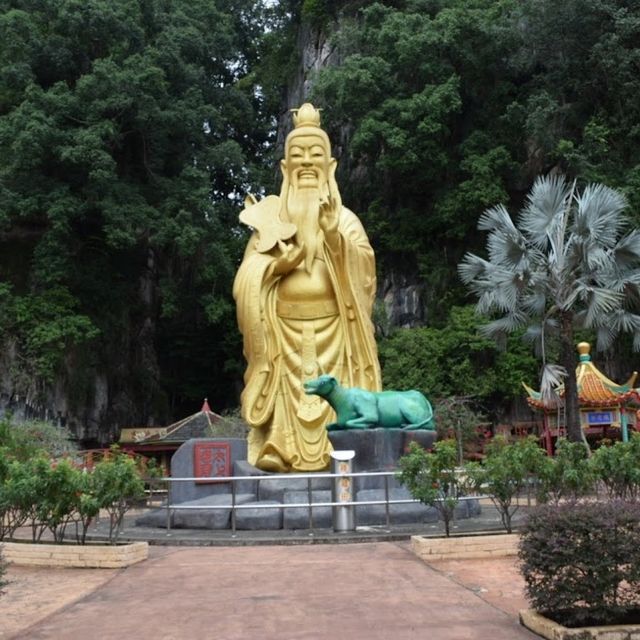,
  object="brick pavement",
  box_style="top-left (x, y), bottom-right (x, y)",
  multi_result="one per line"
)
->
top-left (2, 542), bottom-right (537, 640)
